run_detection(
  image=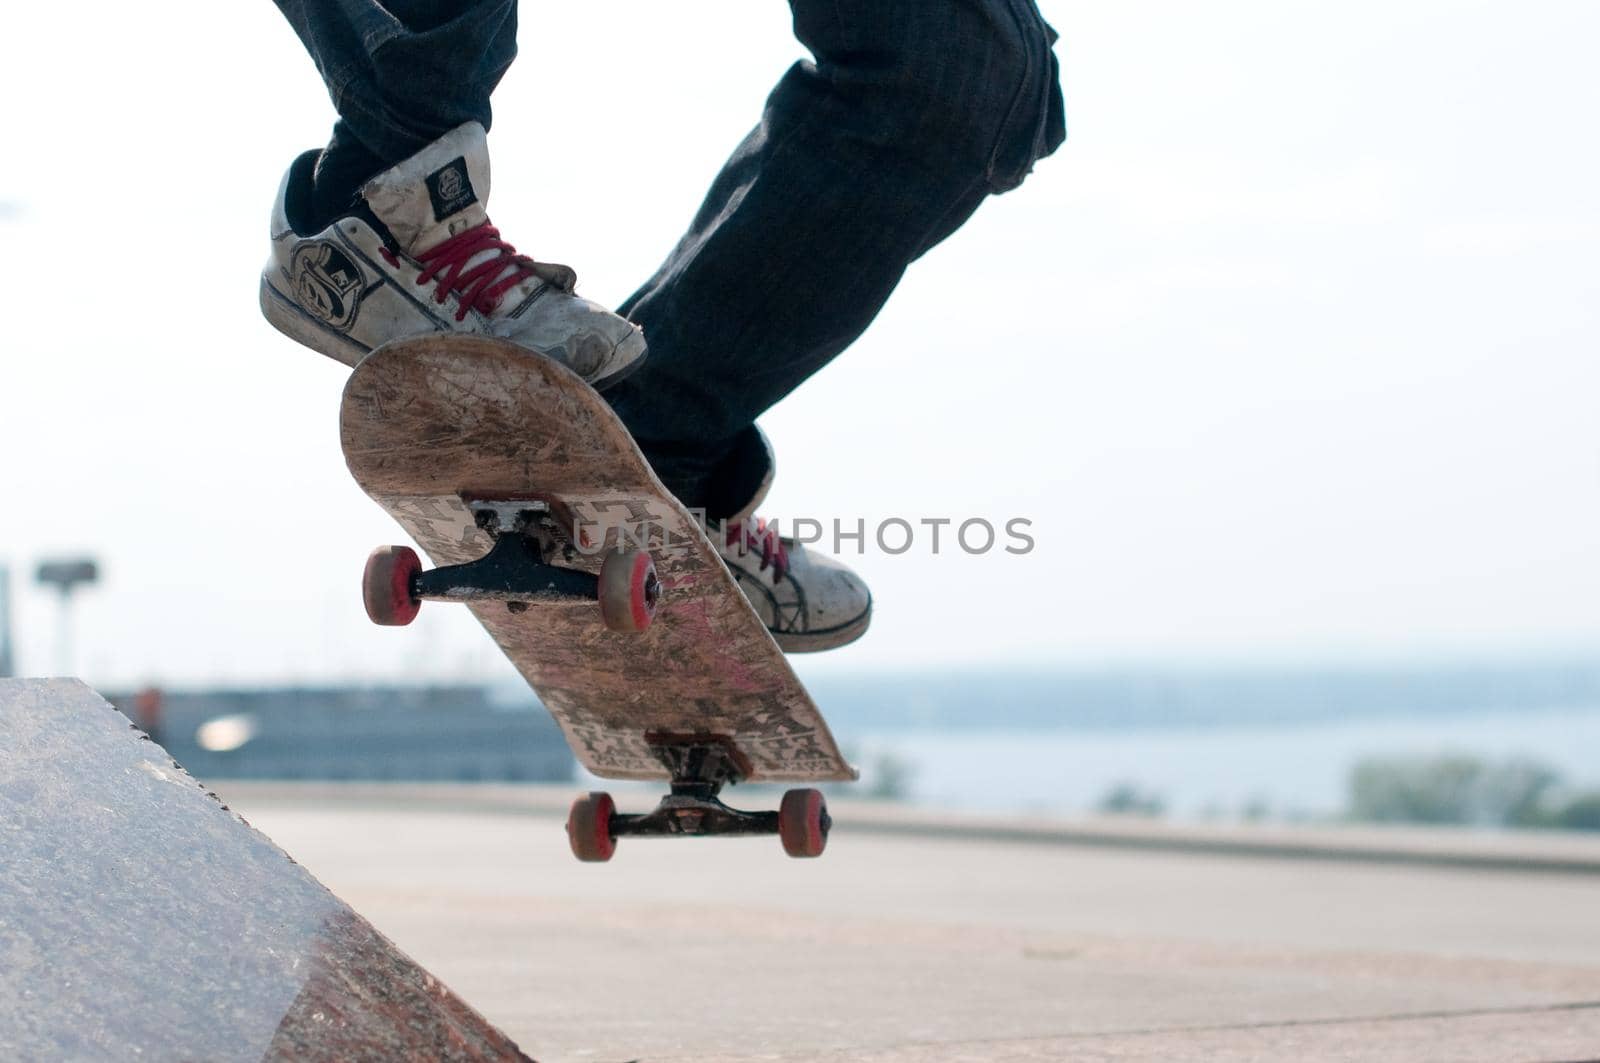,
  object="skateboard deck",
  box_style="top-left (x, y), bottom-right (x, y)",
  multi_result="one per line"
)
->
top-left (340, 336), bottom-right (857, 813)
